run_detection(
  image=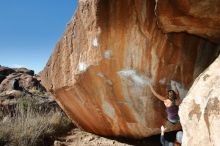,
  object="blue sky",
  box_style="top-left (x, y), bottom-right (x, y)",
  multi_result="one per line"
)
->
top-left (0, 0), bottom-right (77, 73)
